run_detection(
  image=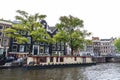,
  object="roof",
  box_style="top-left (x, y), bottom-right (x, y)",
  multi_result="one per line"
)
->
top-left (0, 19), bottom-right (12, 23)
top-left (48, 26), bottom-right (57, 32)
top-left (12, 21), bottom-right (20, 24)
top-left (92, 37), bottom-right (99, 40)
top-left (100, 39), bottom-right (111, 41)
top-left (0, 19), bottom-right (12, 25)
